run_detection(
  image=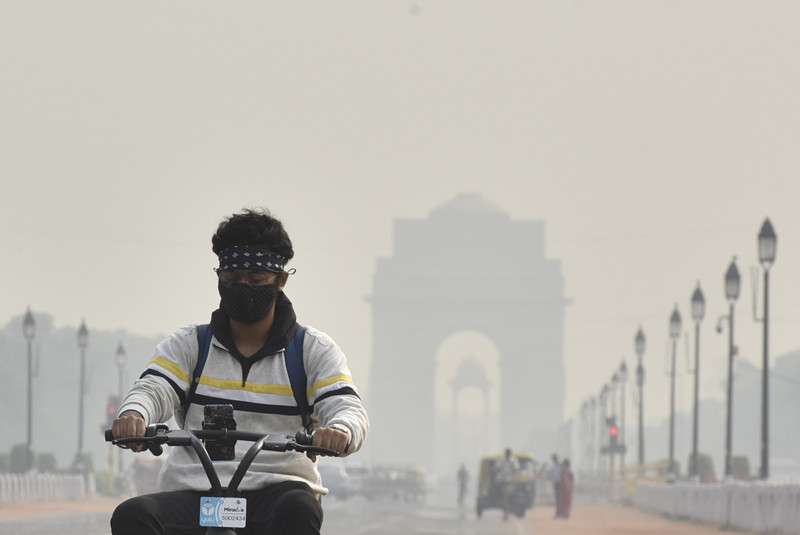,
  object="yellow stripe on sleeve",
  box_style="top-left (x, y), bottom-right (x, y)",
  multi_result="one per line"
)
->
top-left (149, 356), bottom-right (191, 384)
top-left (308, 374), bottom-right (354, 397)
